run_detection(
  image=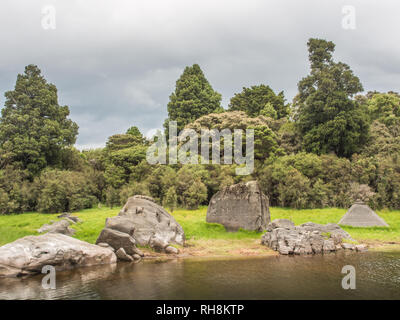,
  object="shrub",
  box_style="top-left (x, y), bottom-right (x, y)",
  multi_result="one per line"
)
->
top-left (34, 169), bottom-right (98, 213)
top-left (119, 182), bottom-right (150, 205)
